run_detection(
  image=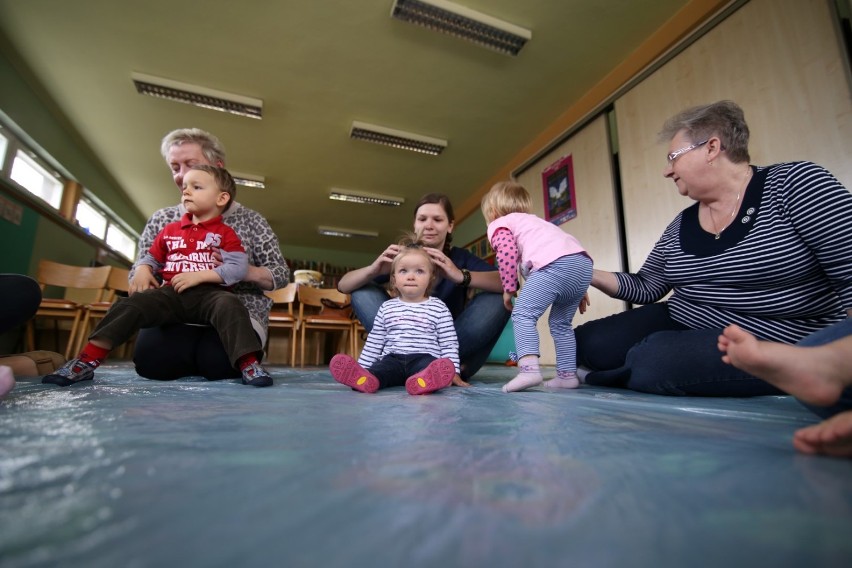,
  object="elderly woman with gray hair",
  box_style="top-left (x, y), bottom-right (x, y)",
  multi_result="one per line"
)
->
top-left (576, 100), bottom-right (852, 396)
